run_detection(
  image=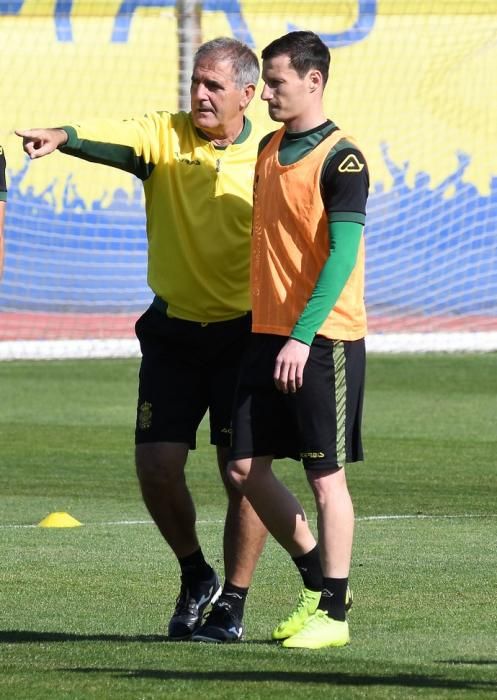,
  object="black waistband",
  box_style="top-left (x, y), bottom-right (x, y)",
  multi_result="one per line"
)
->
top-left (151, 296), bottom-right (250, 327)
top-left (152, 295), bottom-right (169, 314)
